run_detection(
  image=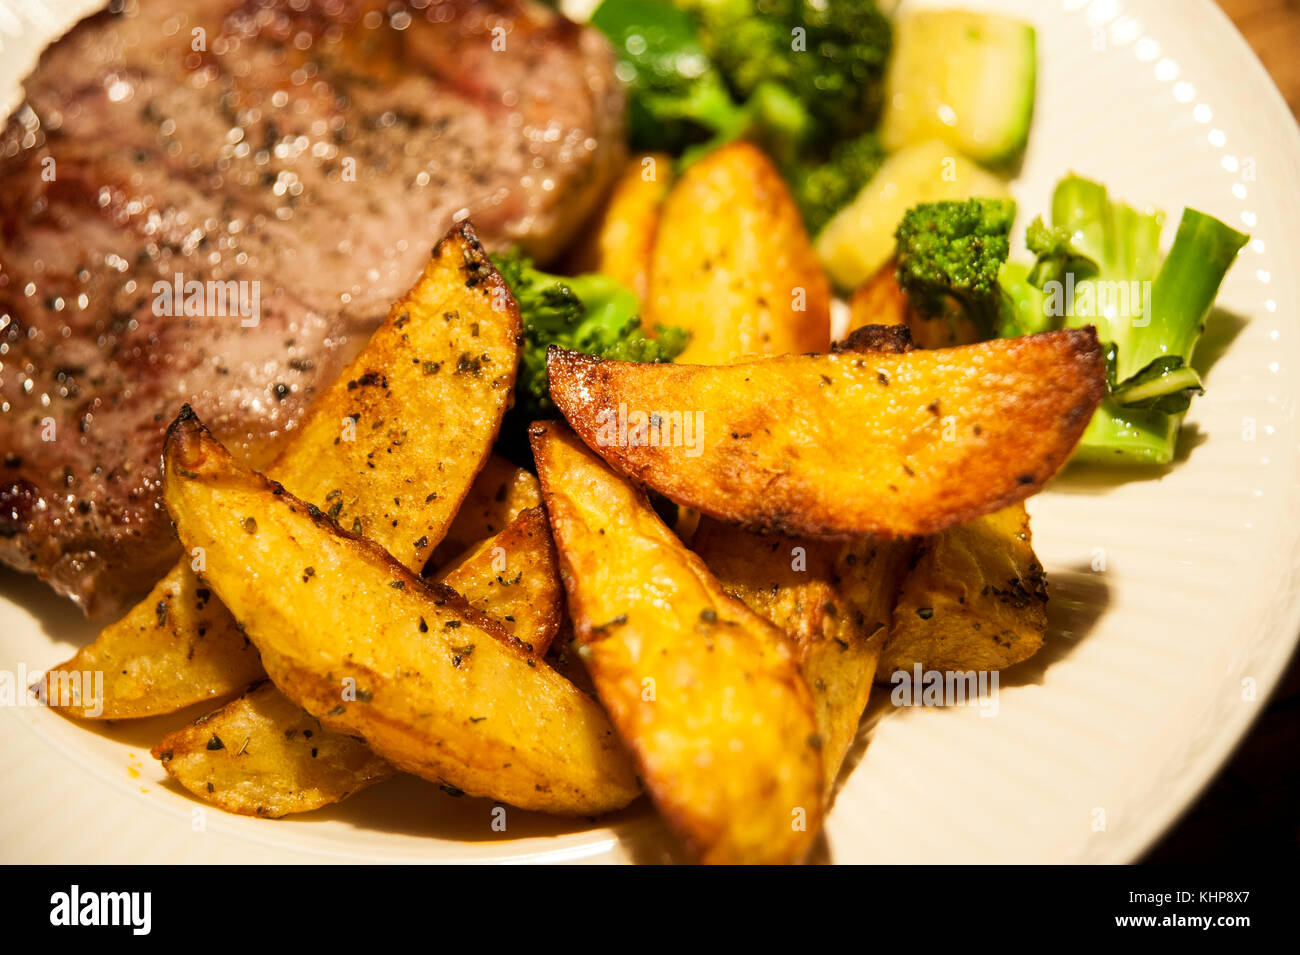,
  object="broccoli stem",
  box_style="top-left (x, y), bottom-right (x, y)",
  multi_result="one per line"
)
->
top-left (1045, 176), bottom-right (1247, 465)
top-left (1125, 209), bottom-right (1249, 377)
top-left (1071, 400), bottom-right (1181, 466)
